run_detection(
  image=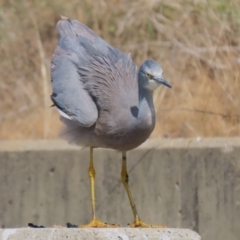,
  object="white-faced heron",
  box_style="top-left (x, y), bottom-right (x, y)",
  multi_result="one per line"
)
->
top-left (51, 16), bottom-right (171, 228)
